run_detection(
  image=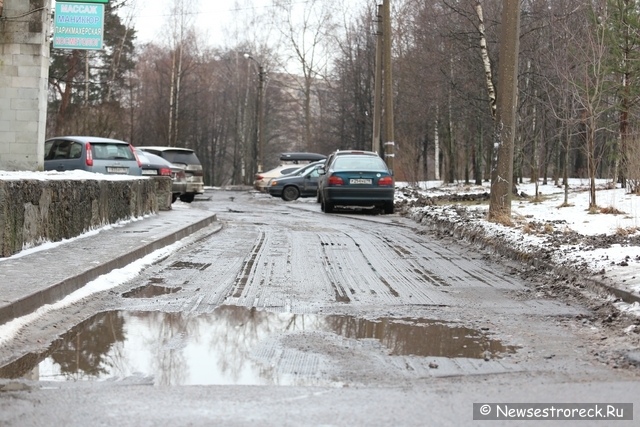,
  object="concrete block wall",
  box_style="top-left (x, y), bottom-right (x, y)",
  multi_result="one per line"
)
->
top-left (0, 177), bottom-right (172, 257)
top-left (0, 0), bottom-right (50, 171)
